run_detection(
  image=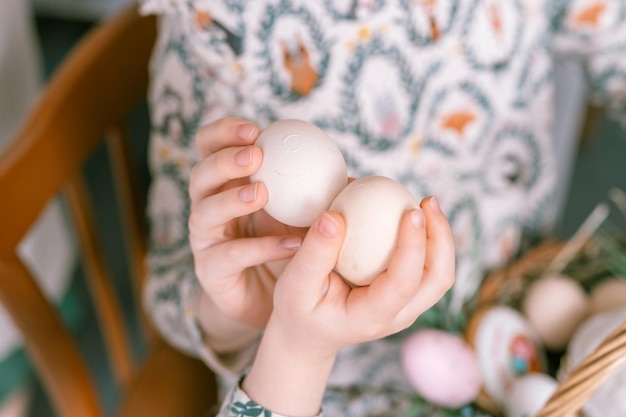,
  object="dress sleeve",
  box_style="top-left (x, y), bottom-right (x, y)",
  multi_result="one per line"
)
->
top-left (138, 0), bottom-right (176, 15)
top-left (140, 8), bottom-right (260, 379)
top-left (549, 0), bottom-right (626, 128)
top-left (215, 381), bottom-right (324, 417)
top-left (142, 259), bottom-right (260, 377)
